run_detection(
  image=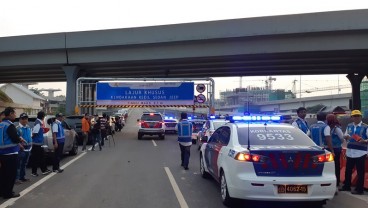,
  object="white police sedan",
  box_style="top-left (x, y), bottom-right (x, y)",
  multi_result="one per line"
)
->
top-left (199, 115), bottom-right (336, 207)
